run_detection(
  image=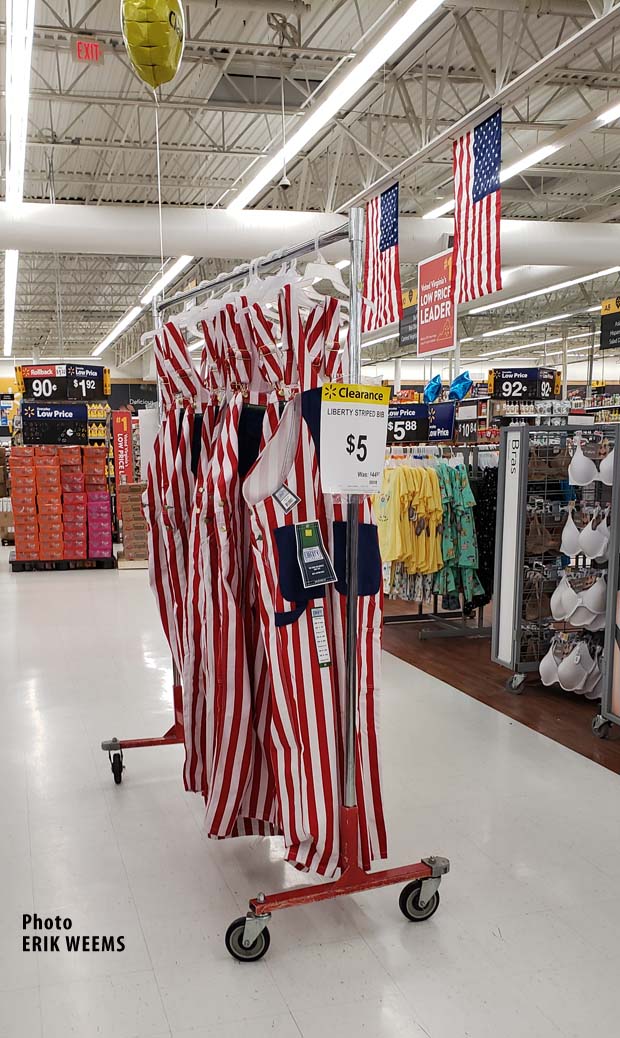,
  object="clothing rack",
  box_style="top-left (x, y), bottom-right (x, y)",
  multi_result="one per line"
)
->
top-left (105, 208), bottom-right (449, 960)
top-left (101, 226), bottom-right (352, 780)
top-left (384, 442), bottom-right (493, 641)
